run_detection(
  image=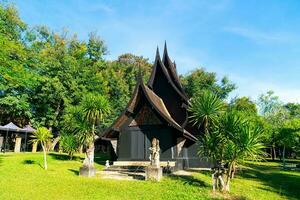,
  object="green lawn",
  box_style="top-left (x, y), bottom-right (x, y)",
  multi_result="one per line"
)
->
top-left (0, 153), bottom-right (299, 200)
